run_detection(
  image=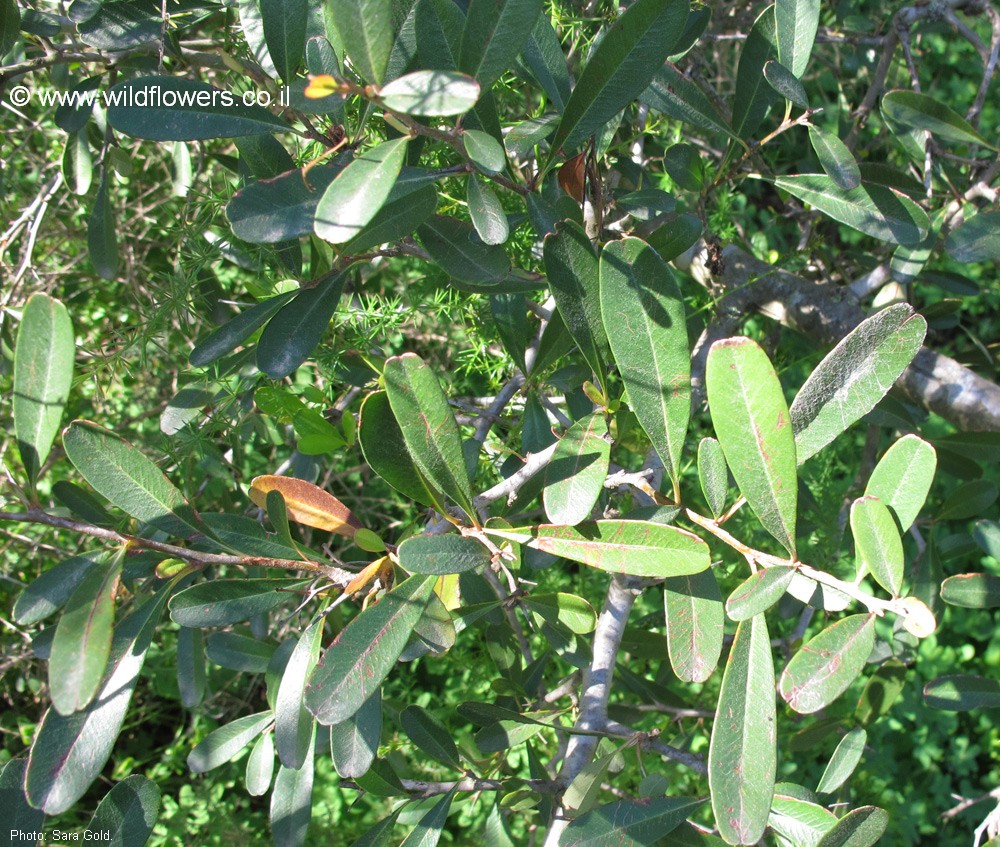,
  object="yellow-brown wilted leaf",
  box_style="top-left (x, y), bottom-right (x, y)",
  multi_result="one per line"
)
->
top-left (345, 556), bottom-right (393, 596)
top-left (304, 74), bottom-right (344, 99)
top-left (899, 596), bottom-right (936, 638)
top-left (249, 475), bottom-right (362, 537)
